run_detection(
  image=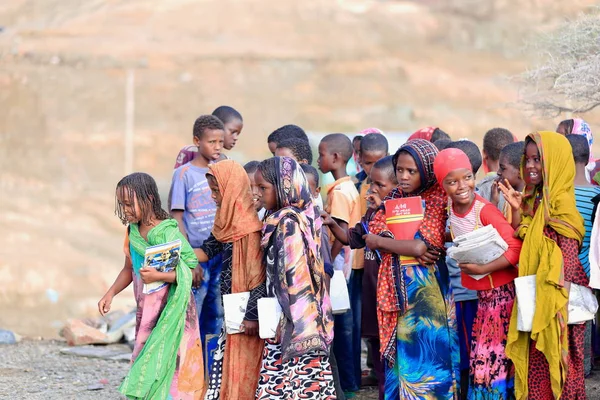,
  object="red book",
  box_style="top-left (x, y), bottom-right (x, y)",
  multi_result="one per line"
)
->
top-left (384, 196), bottom-right (424, 240)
